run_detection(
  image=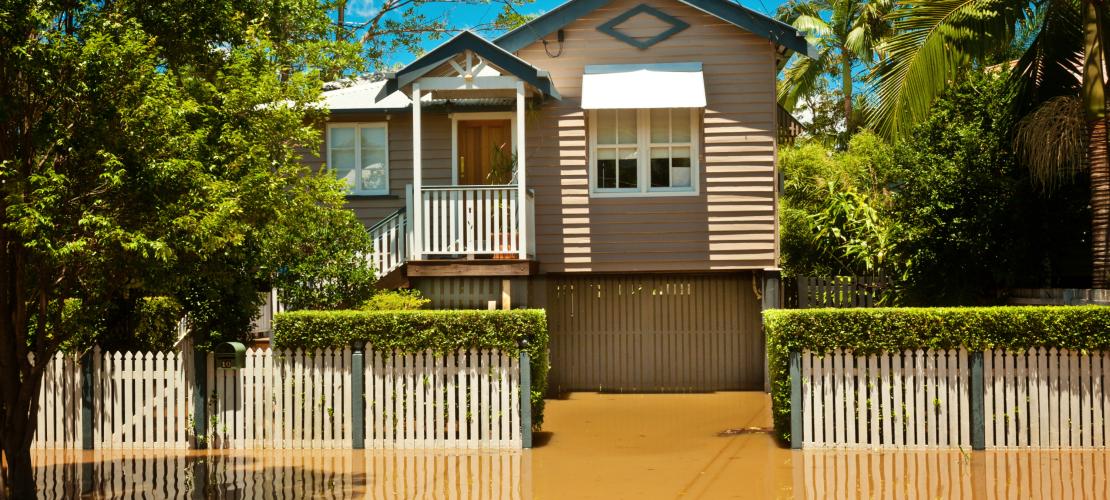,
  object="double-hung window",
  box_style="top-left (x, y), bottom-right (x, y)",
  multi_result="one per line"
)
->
top-left (327, 123), bottom-right (389, 195)
top-left (590, 108), bottom-right (699, 197)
